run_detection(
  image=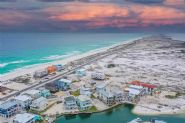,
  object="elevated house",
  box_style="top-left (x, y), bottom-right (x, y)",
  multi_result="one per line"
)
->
top-left (39, 88), bottom-right (51, 98)
top-left (0, 100), bottom-right (21, 118)
top-left (23, 90), bottom-right (41, 99)
top-left (14, 95), bottom-right (32, 109)
top-left (76, 69), bottom-right (86, 77)
top-left (64, 96), bottom-right (78, 110)
top-left (30, 97), bottom-right (48, 111)
top-left (80, 85), bottom-right (92, 97)
top-left (91, 71), bottom-right (105, 80)
top-left (128, 81), bottom-right (157, 95)
top-left (111, 87), bottom-right (125, 103)
top-left (77, 95), bottom-right (93, 111)
top-left (33, 69), bottom-right (48, 78)
top-left (13, 113), bottom-right (36, 123)
top-left (55, 79), bottom-right (72, 91)
top-left (45, 82), bottom-right (58, 93)
top-left (97, 88), bottom-right (115, 106)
